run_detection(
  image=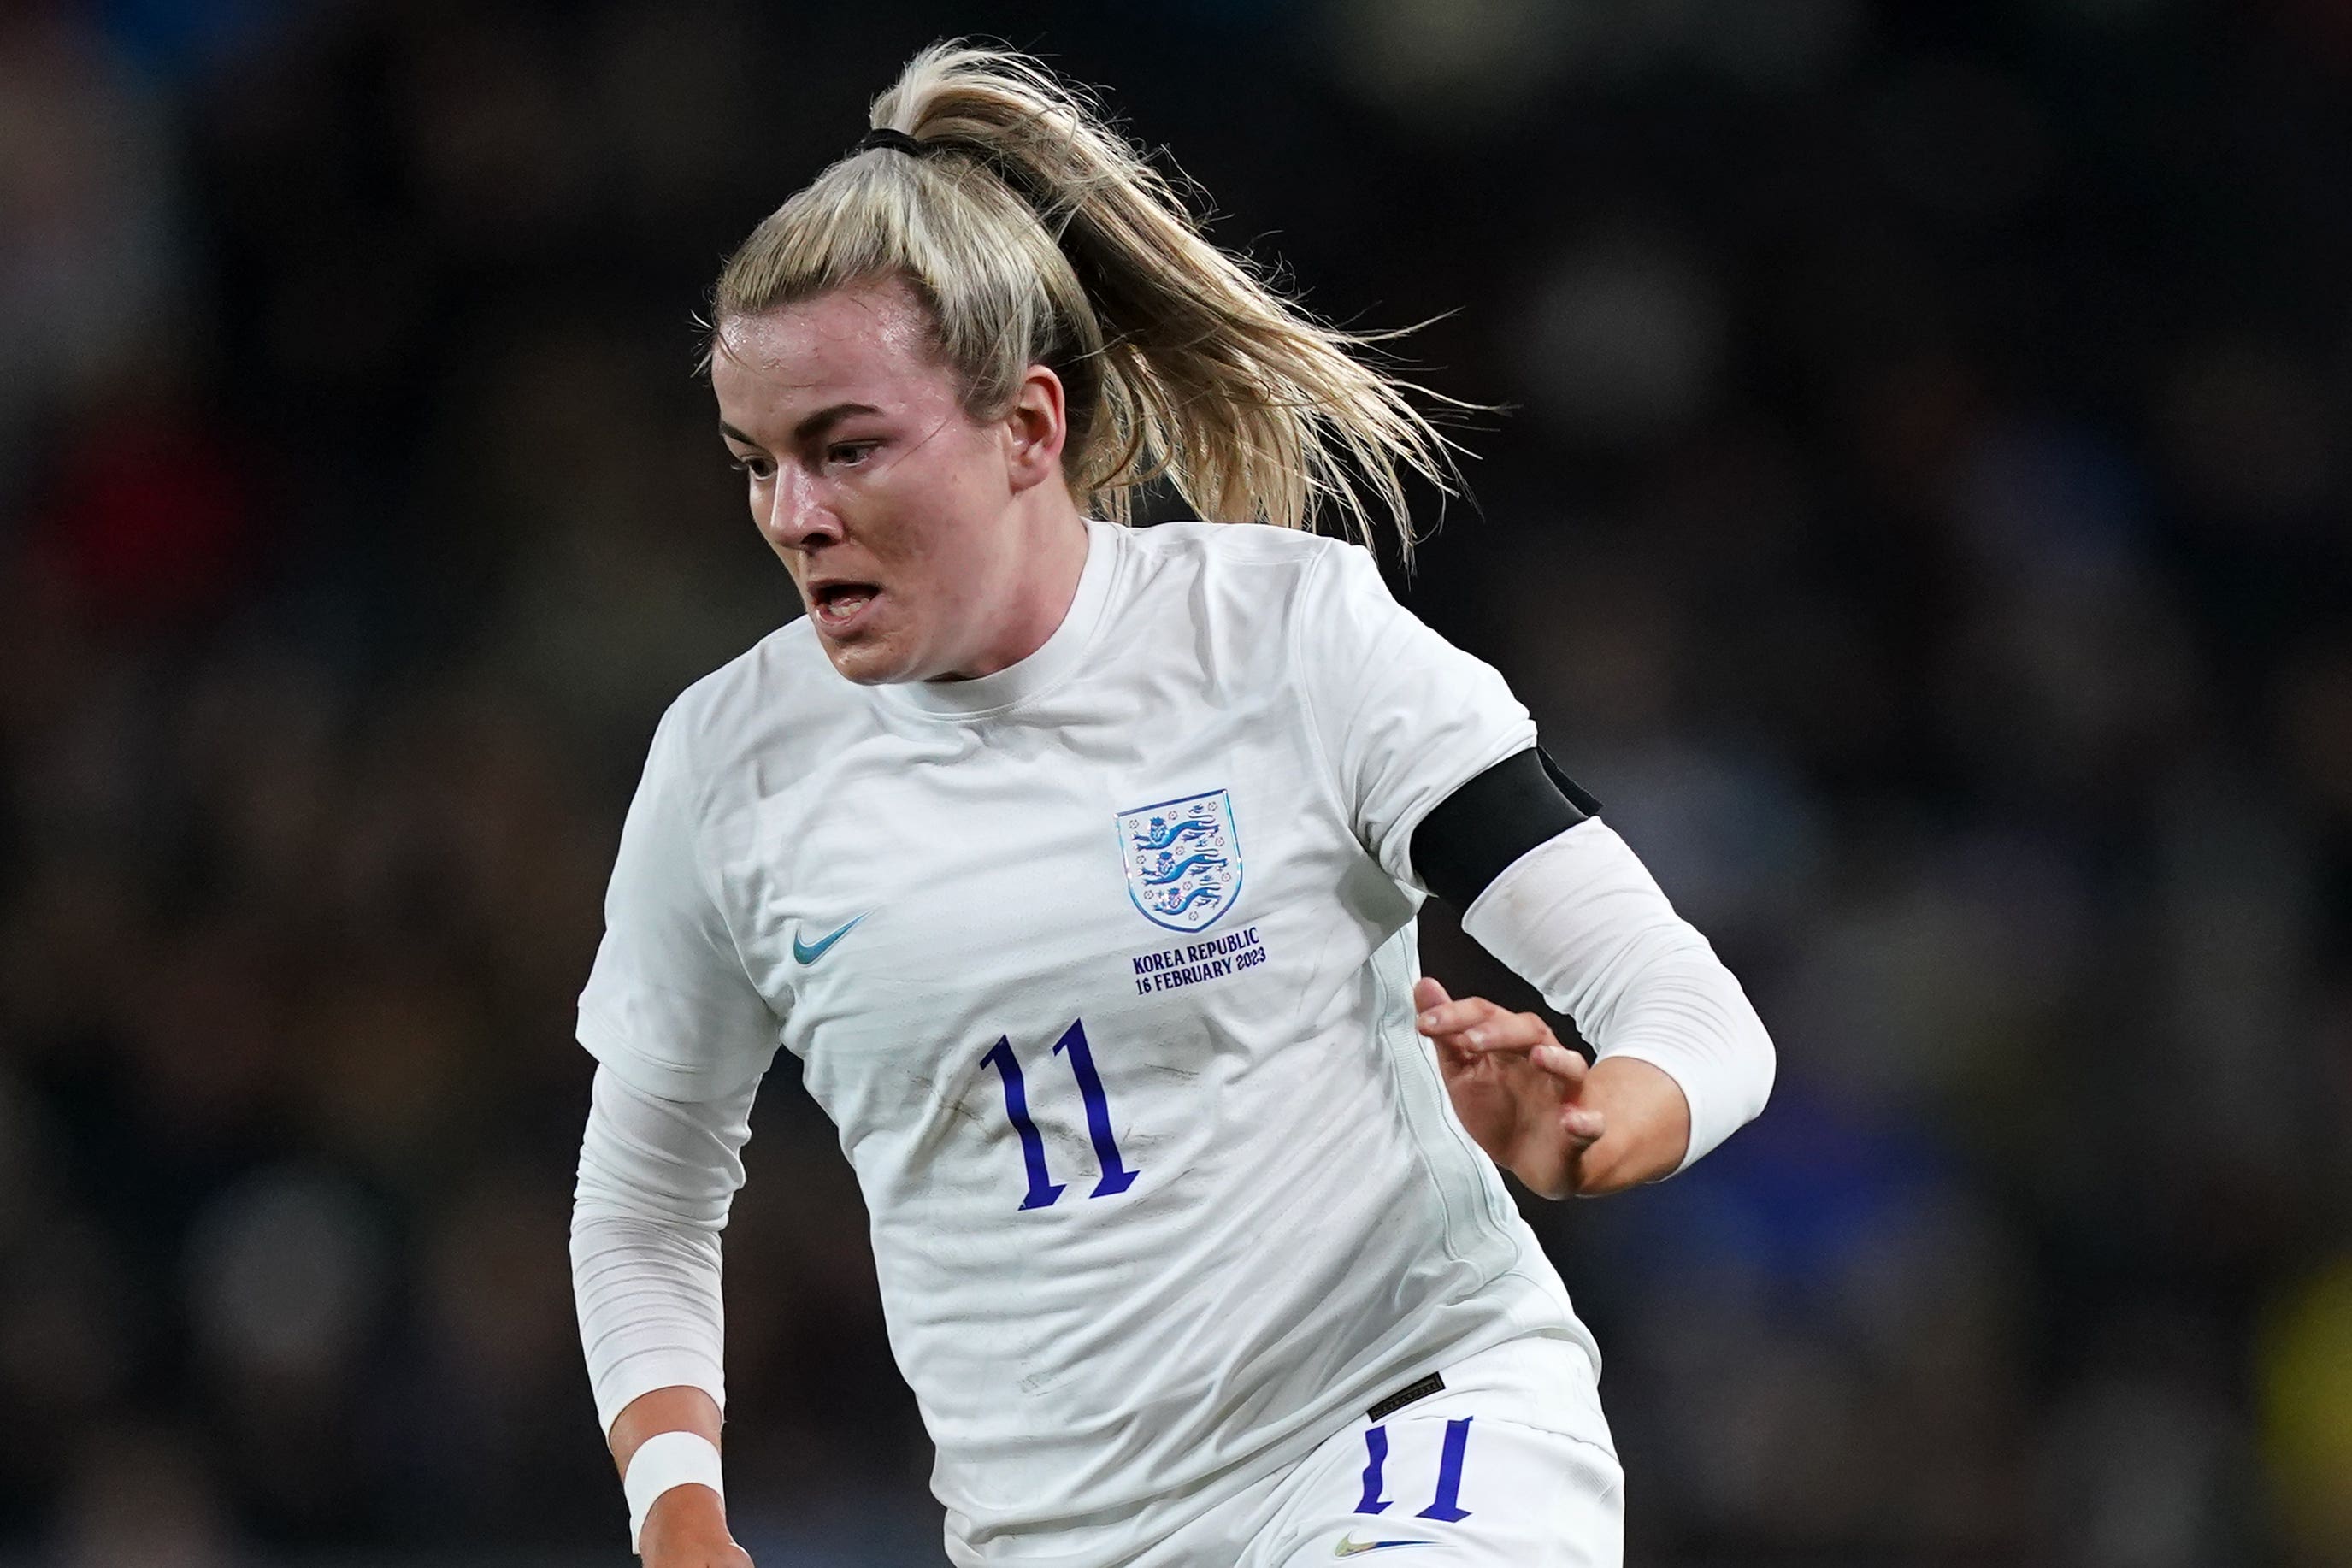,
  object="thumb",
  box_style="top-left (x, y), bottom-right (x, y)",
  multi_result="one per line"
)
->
top-left (1413, 976), bottom-right (1451, 1012)
top-left (1533, 1044), bottom-right (1603, 1142)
